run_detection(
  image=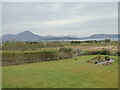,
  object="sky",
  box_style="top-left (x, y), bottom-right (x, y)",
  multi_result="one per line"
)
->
top-left (2, 2), bottom-right (118, 37)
